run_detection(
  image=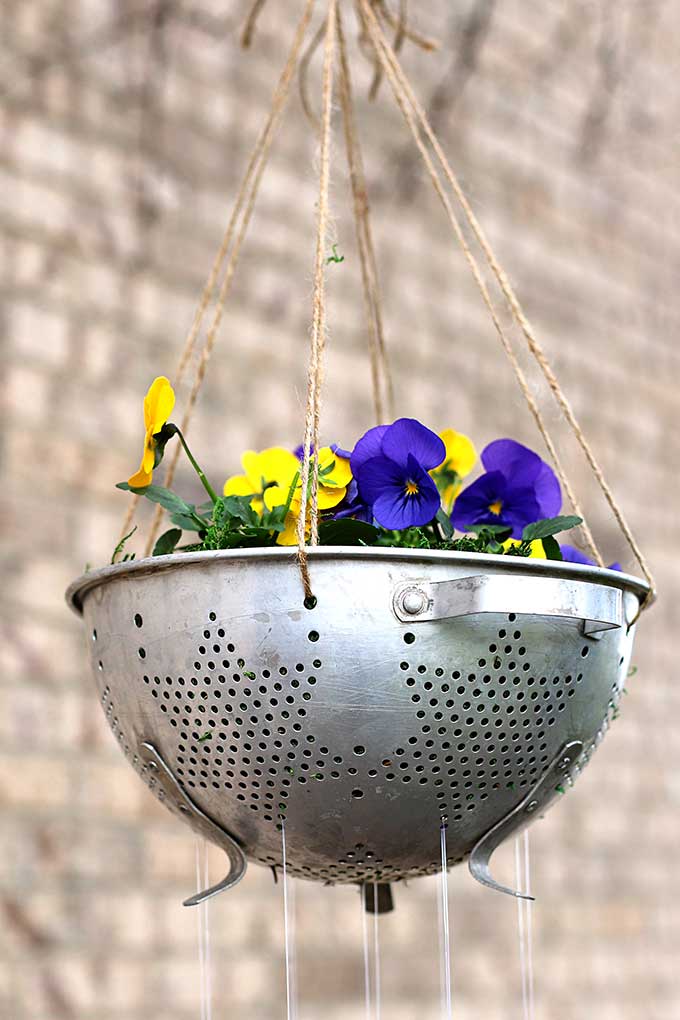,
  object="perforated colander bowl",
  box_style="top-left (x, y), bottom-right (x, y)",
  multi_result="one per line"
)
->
top-left (67, 547), bottom-right (648, 905)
